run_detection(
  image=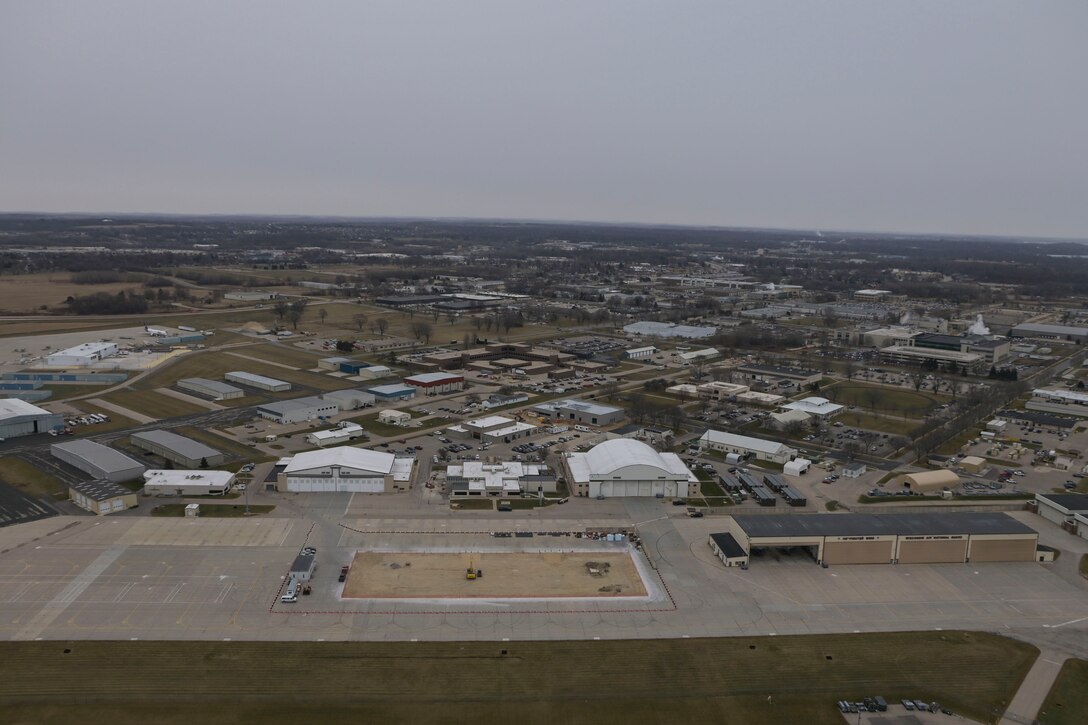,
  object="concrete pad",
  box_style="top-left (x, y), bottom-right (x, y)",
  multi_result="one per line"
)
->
top-left (117, 518), bottom-right (296, 547)
top-left (84, 397), bottom-right (156, 424)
